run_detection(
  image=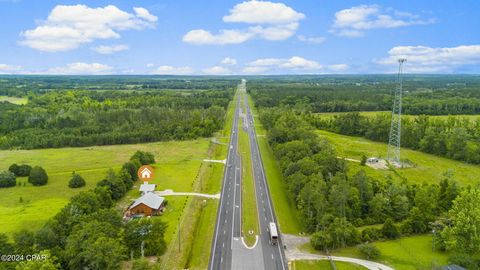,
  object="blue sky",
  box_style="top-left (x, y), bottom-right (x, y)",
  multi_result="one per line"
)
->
top-left (0, 0), bottom-right (479, 75)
